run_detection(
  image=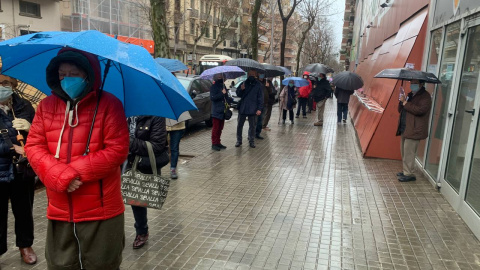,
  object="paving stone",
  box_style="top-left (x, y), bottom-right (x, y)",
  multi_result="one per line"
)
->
top-left (1, 102), bottom-right (480, 270)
